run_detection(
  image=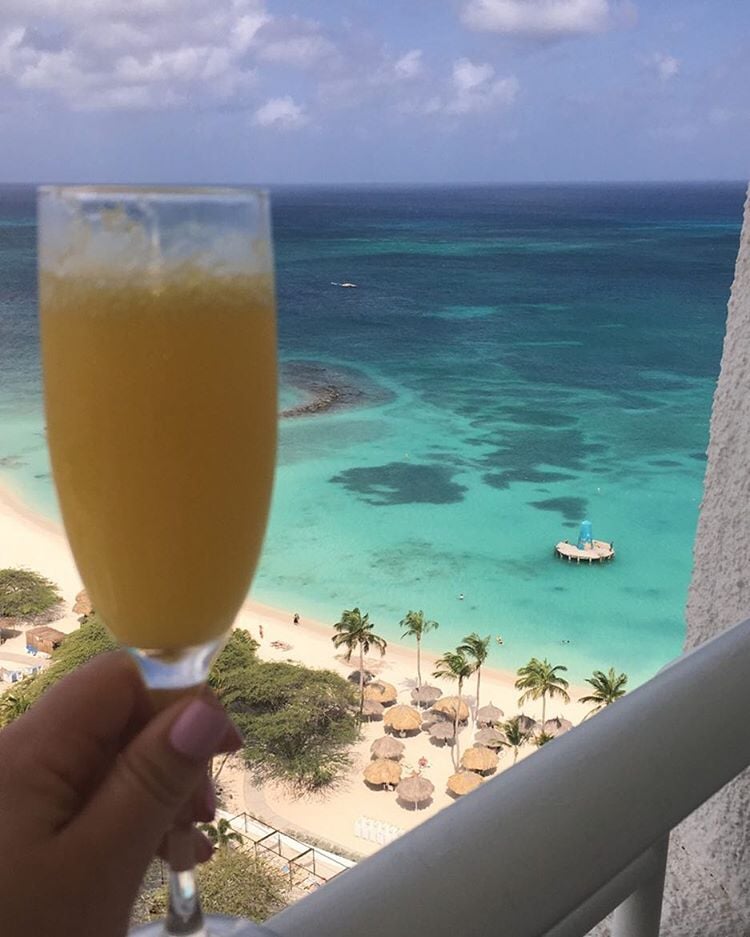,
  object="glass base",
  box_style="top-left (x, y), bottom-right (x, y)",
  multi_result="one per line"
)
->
top-left (128, 639), bottom-right (225, 690)
top-left (130, 915), bottom-right (274, 936)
